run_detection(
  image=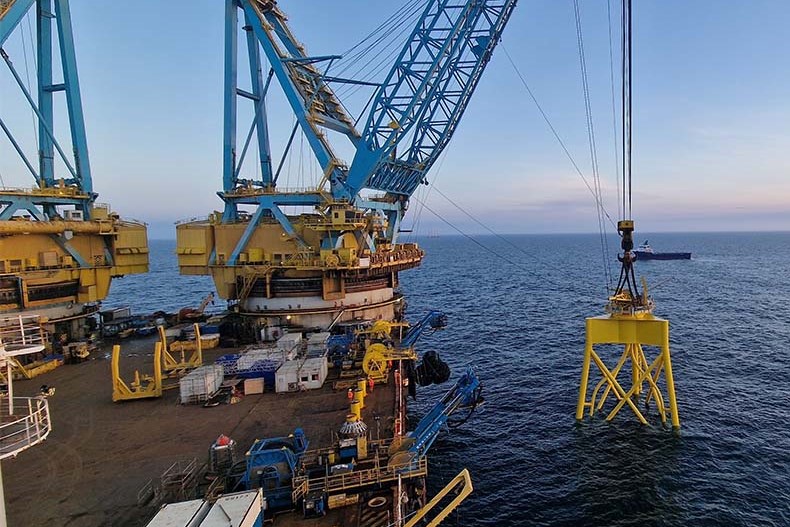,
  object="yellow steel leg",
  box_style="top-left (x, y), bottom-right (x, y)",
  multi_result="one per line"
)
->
top-left (575, 340), bottom-right (593, 420)
top-left (577, 314), bottom-right (680, 428)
